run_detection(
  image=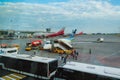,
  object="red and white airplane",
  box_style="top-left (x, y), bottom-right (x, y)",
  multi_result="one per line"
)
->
top-left (33, 28), bottom-right (65, 38)
top-left (46, 28), bottom-right (64, 38)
